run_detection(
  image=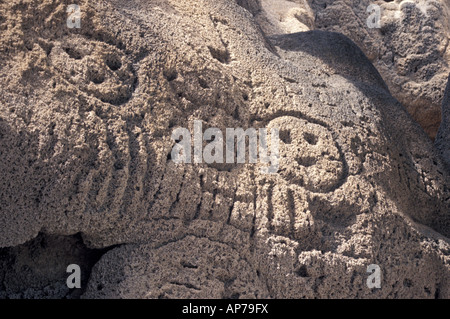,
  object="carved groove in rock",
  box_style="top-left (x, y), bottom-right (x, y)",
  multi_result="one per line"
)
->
top-left (49, 35), bottom-right (137, 106)
top-left (266, 115), bottom-right (347, 193)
